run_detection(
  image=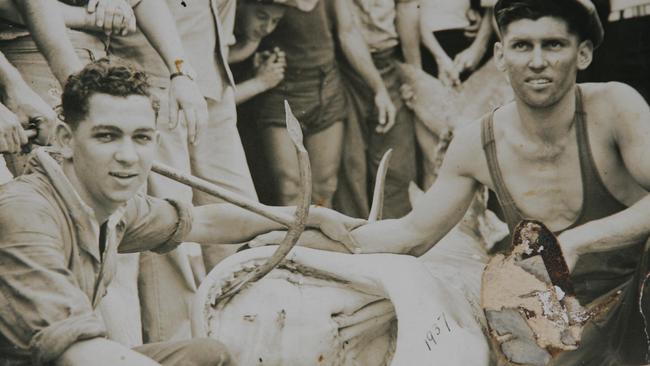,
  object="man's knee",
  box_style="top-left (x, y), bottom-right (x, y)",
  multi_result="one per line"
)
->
top-left (275, 172), bottom-right (302, 205)
top-left (313, 173), bottom-right (339, 206)
top-left (184, 338), bottom-right (232, 366)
